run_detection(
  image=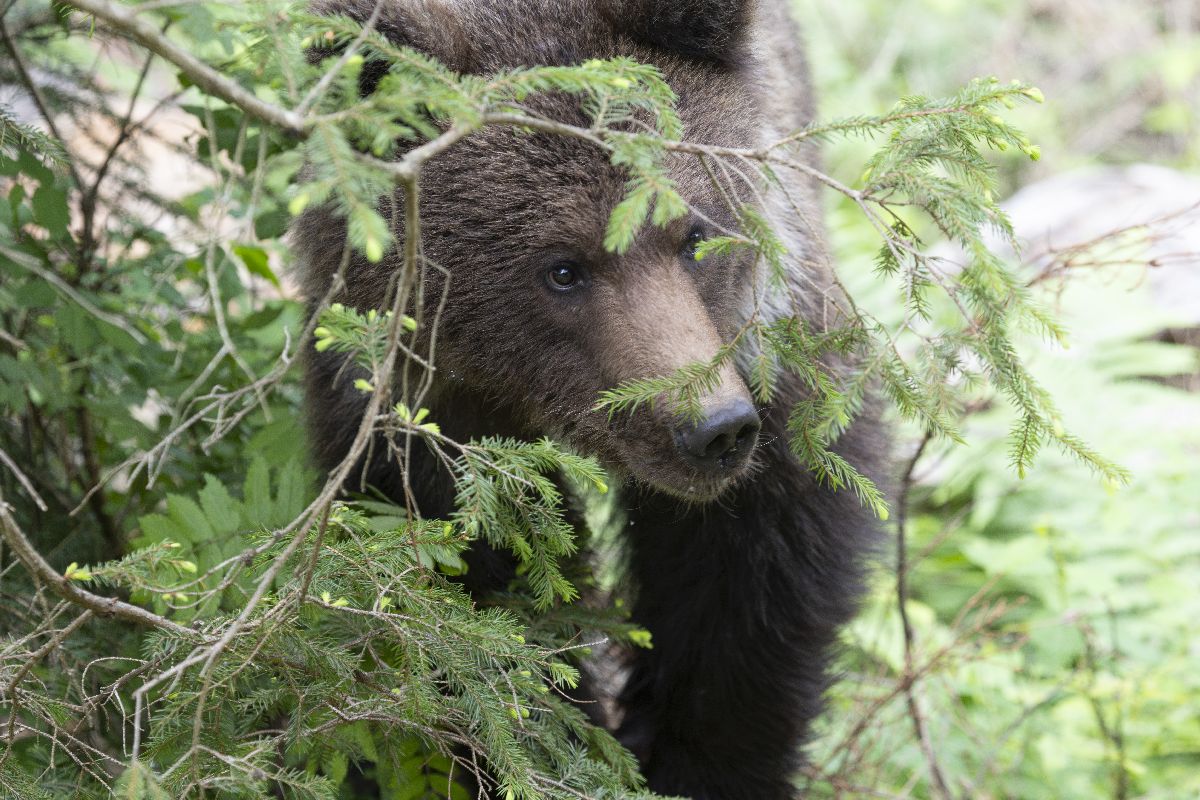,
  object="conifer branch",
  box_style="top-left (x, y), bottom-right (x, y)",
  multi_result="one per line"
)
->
top-left (0, 495), bottom-right (195, 637)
